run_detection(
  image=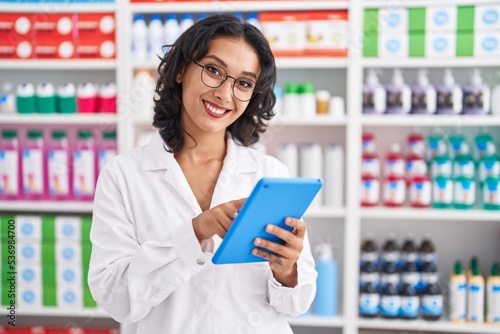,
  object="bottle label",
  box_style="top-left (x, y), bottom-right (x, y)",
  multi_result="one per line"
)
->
top-left (431, 160), bottom-right (452, 178)
top-left (73, 150), bottom-right (95, 196)
top-left (382, 251), bottom-right (399, 264)
top-left (463, 90), bottom-right (483, 110)
top-left (468, 284), bottom-right (485, 322)
top-left (0, 150), bottom-right (19, 195)
top-left (48, 150), bottom-right (69, 196)
top-left (381, 273), bottom-right (400, 288)
top-left (484, 181), bottom-right (500, 205)
top-left (363, 91), bottom-right (375, 110)
top-left (98, 149), bottom-right (117, 173)
top-left (360, 272), bottom-right (380, 285)
top-left (400, 296), bottom-right (419, 318)
top-left (402, 271), bottom-right (420, 287)
top-left (361, 178), bottom-right (379, 205)
top-left (410, 179), bottom-right (431, 206)
top-left (362, 158), bottom-right (380, 176)
top-left (383, 179), bottom-right (405, 205)
top-left (422, 295), bottom-right (443, 316)
top-left (480, 160), bottom-right (500, 182)
top-left (361, 252), bottom-right (378, 263)
top-left (411, 91), bottom-right (427, 110)
top-left (22, 149), bottom-right (43, 195)
top-left (449, 281), bottom-right (467, 321)
top-left (454, 179), bottom-right (476, 205)
top-left (380, 295), bottom-right (401, 317)
top-left (401, 252), bottom-right (418, 263)
top-left (487, 283), bottom-right (500, 323)
top-left (406, 159), bottom-right (427, 180)
top-left (432, 178), bottom-right (453, 204)
top-left (437, 90), bottom-right (454, 110)
top-left (453, 160), bottom-right (474, 178)
top-left (359, 293), bottom-right (380, 315)
top-left (387, 90), bottom-right (403, 109)
top-left (385, 160), bottom-right (405, 177)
